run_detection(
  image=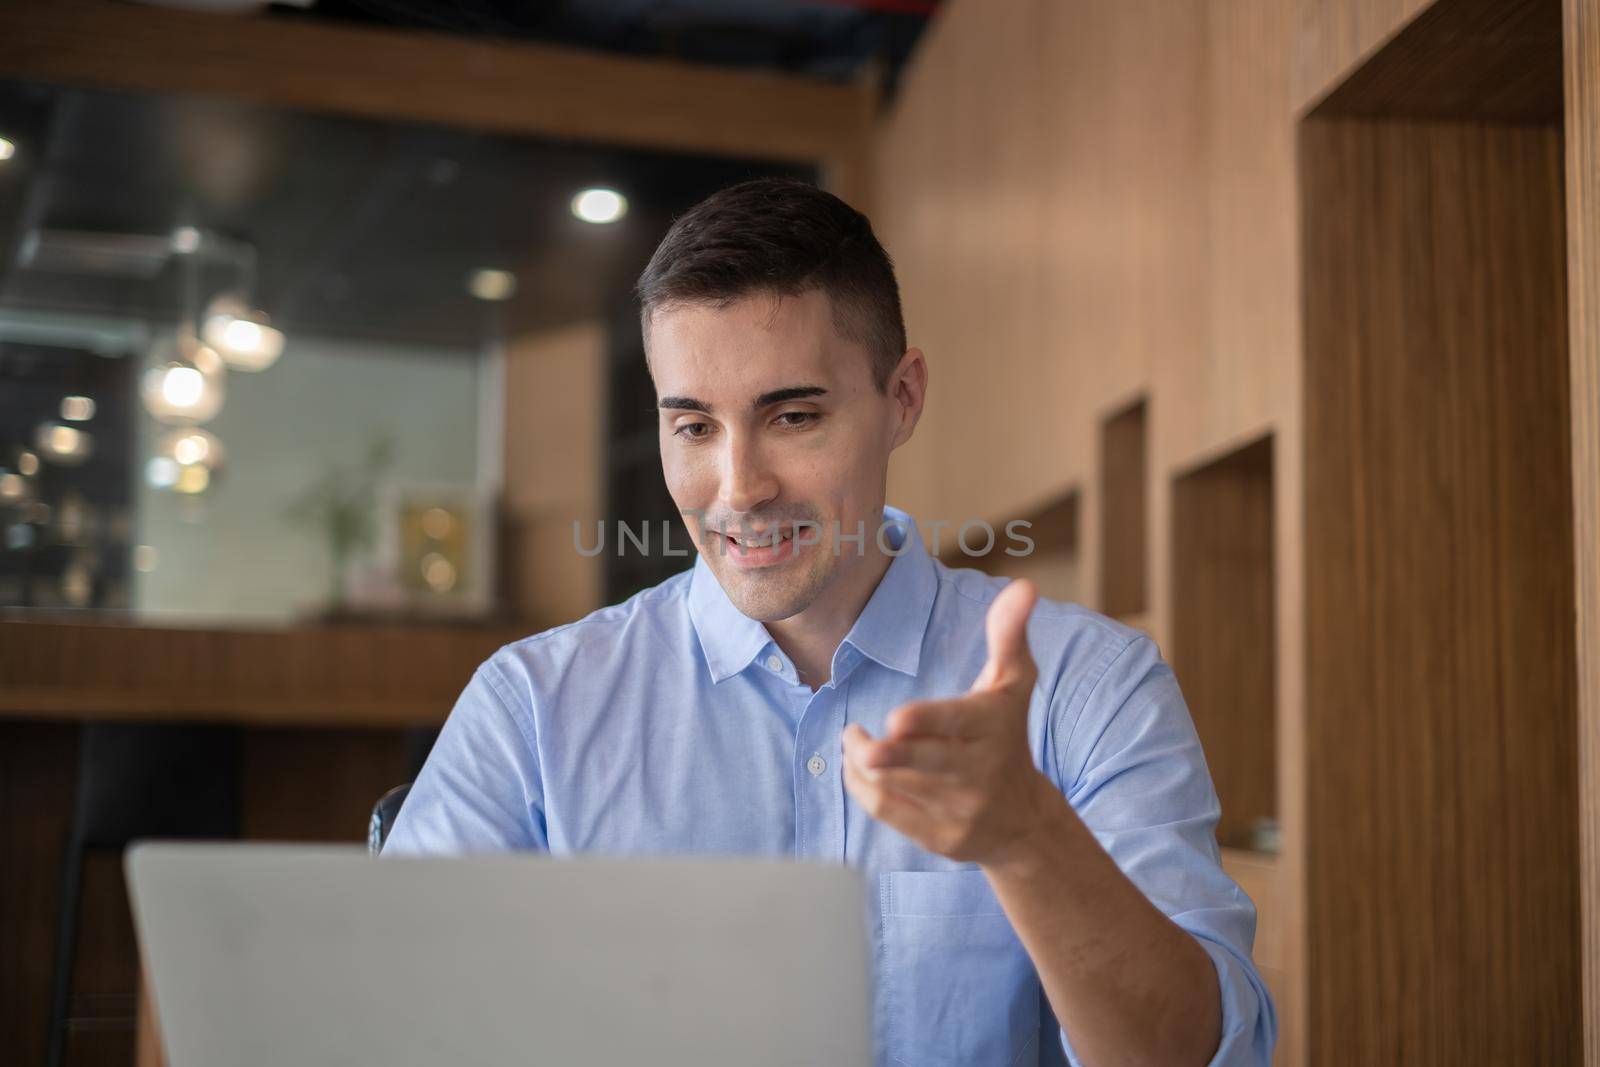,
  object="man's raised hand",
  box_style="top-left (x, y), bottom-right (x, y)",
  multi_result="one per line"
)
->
top-left (842, 578), bottom-right (1059, 865)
